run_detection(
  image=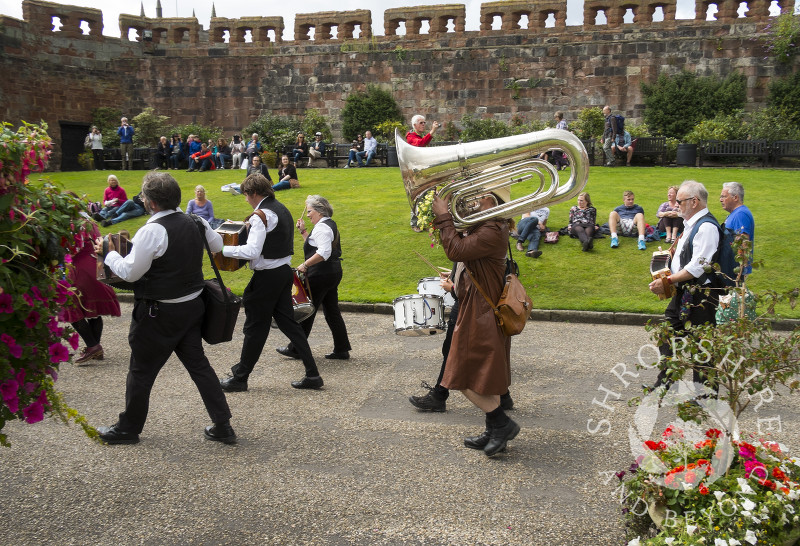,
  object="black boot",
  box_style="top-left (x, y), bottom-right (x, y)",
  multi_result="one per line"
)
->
top-left (484, 406), bottom-right (520, 457)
